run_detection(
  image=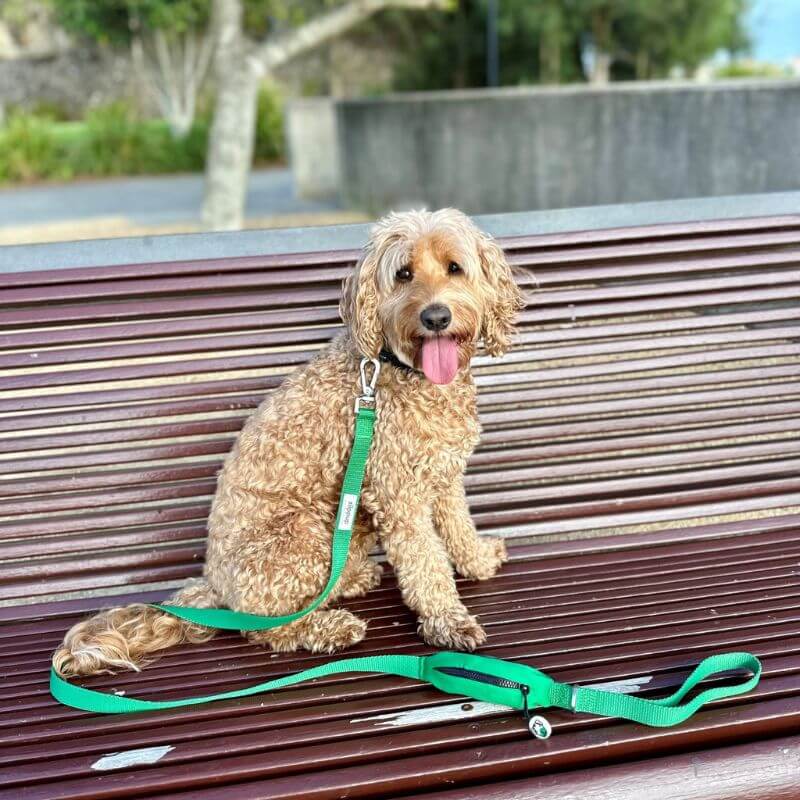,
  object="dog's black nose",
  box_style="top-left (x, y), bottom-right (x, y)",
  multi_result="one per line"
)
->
top-left (420, 304), bottom-right (452, 332)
